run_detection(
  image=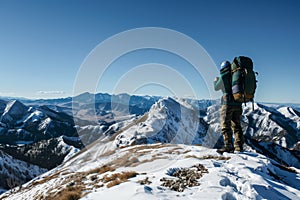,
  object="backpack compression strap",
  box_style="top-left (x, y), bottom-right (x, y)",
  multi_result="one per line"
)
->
top-left (231, 67), bottom-right (241, 74)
